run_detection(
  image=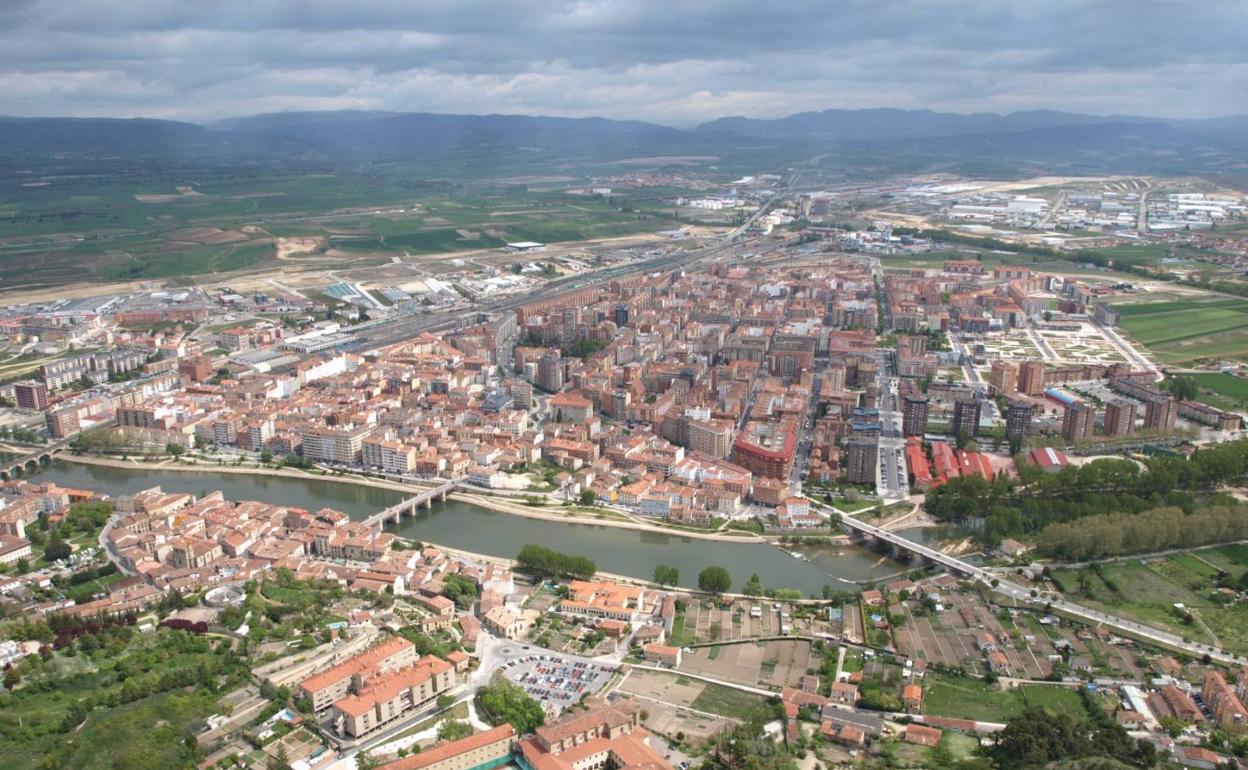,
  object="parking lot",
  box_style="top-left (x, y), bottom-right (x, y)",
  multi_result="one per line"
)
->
top-left (502, 653), bottom-right (615, 712)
